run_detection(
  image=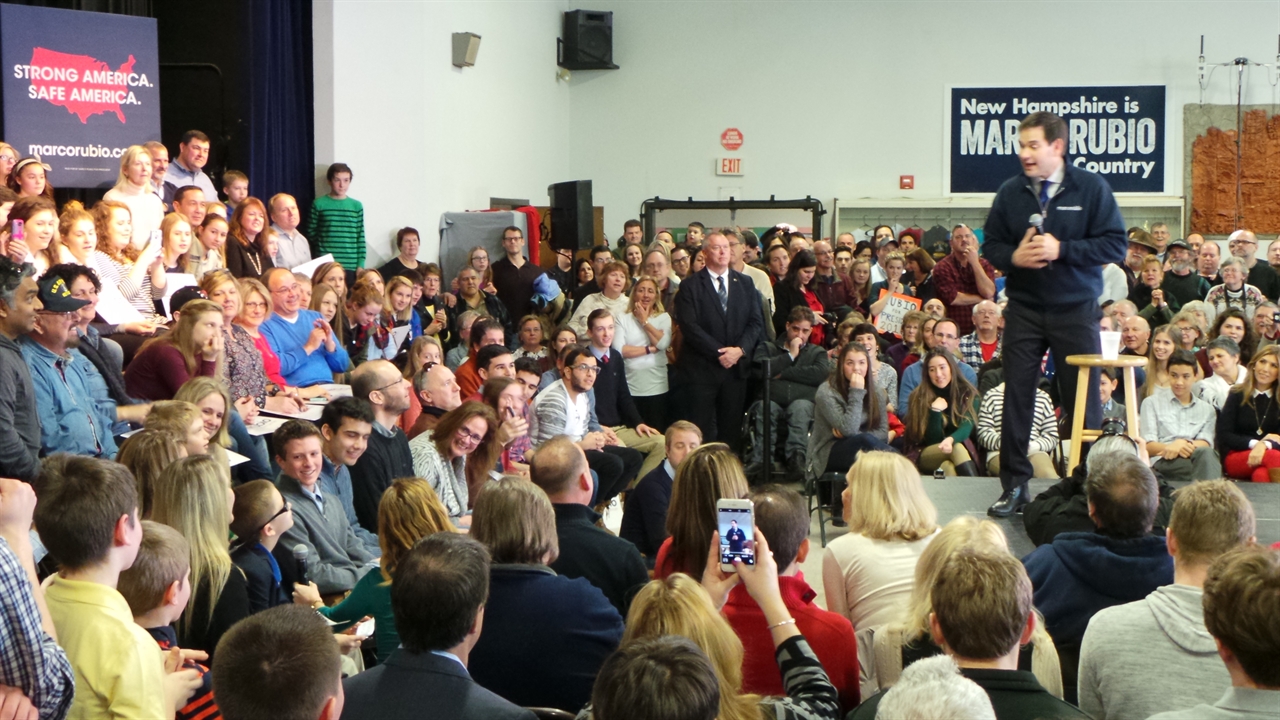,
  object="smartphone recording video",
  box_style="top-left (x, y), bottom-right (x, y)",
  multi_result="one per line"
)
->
top-left (717, 499), bottom-right (755, 570)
